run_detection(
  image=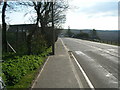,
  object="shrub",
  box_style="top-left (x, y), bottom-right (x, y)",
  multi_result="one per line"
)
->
top-left (75, 32), bottom-right (90, 39)
top-left (2, 54), bottom-right (45, 86)
top-left (2, 46), bottom-right (51, 86)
